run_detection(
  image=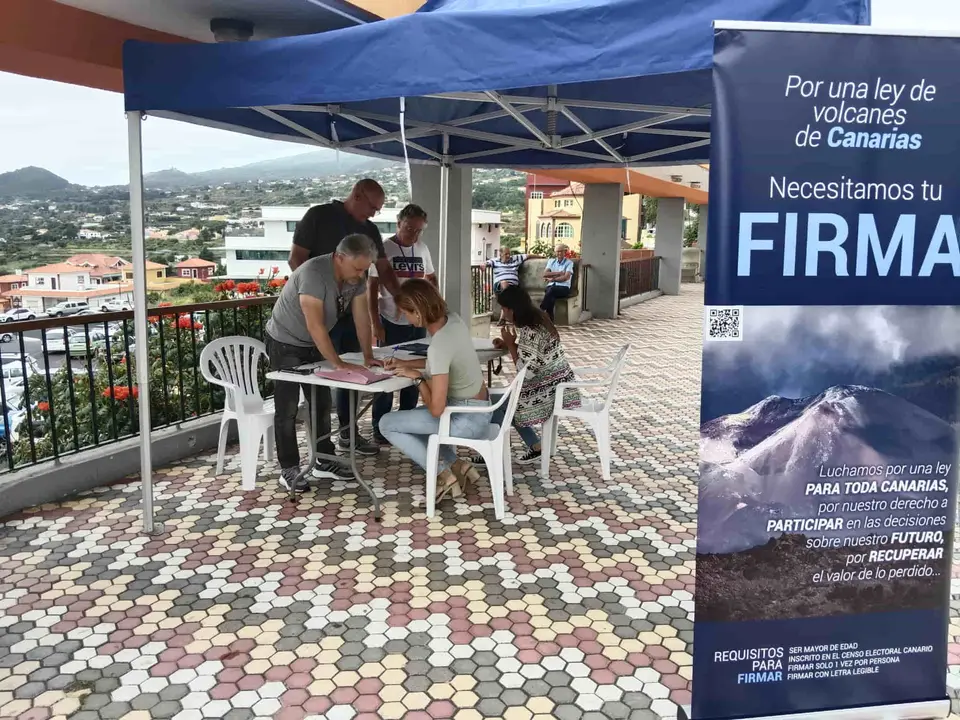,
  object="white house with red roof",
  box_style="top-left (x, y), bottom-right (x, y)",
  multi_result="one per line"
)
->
top-left (7, 254), bottom-right (136, 313)
top-left (175, 258), bottom-right (218, 281)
